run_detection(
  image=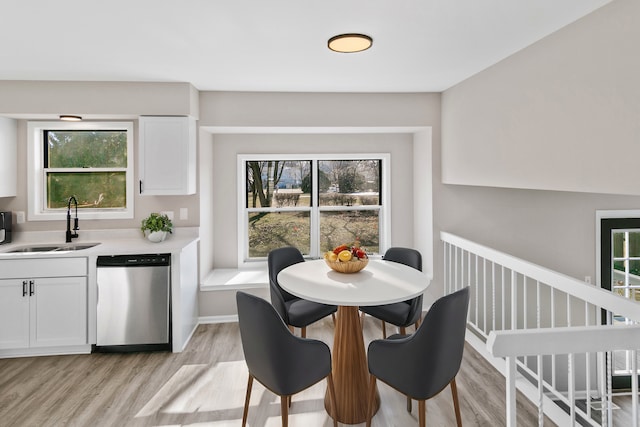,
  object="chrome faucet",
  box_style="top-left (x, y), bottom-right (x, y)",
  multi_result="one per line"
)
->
top-left (66, 196), bottom-right (79, 243)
